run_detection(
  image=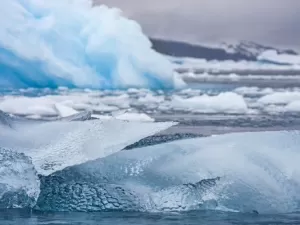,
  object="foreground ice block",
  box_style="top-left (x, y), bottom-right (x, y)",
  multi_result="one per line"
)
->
top-left (0, 118), bottom-right (176, 175)
top-left (42, 130), bottom-right (300, 213)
